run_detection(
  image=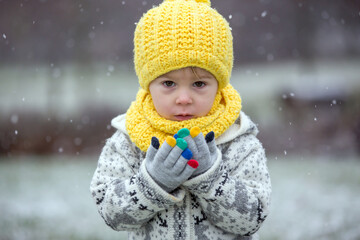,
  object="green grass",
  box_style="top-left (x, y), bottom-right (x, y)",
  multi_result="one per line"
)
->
top-left (1, 154), bottom-right (360, 240)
